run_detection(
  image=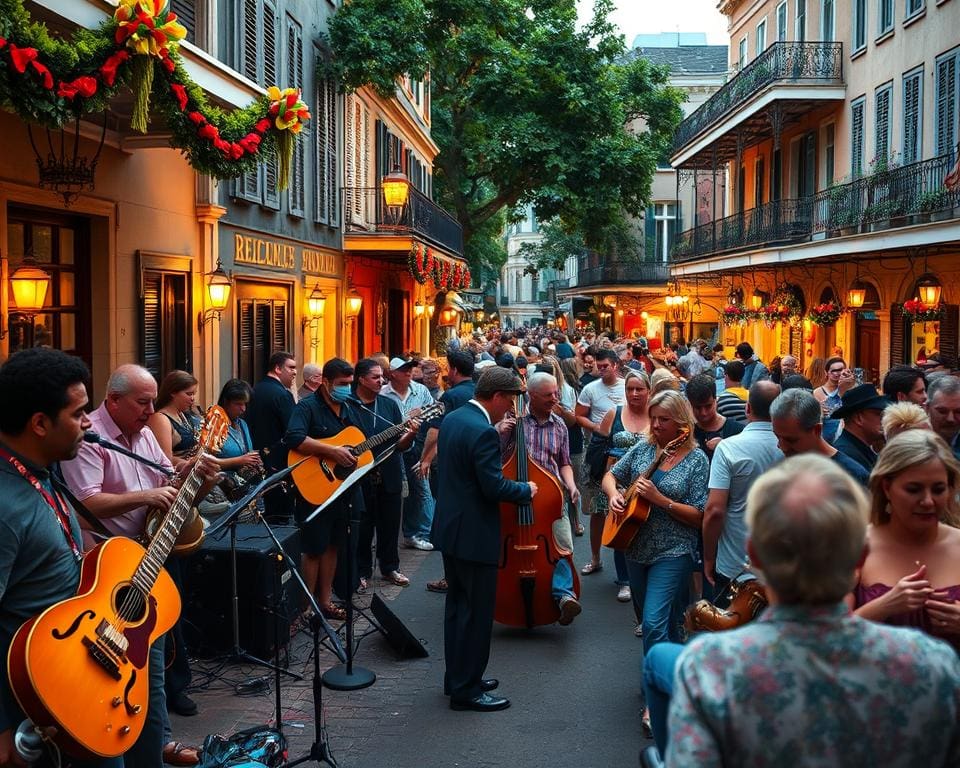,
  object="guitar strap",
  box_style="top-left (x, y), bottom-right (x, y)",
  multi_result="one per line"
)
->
top-left (50, 463), bottom-right (115, 542)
